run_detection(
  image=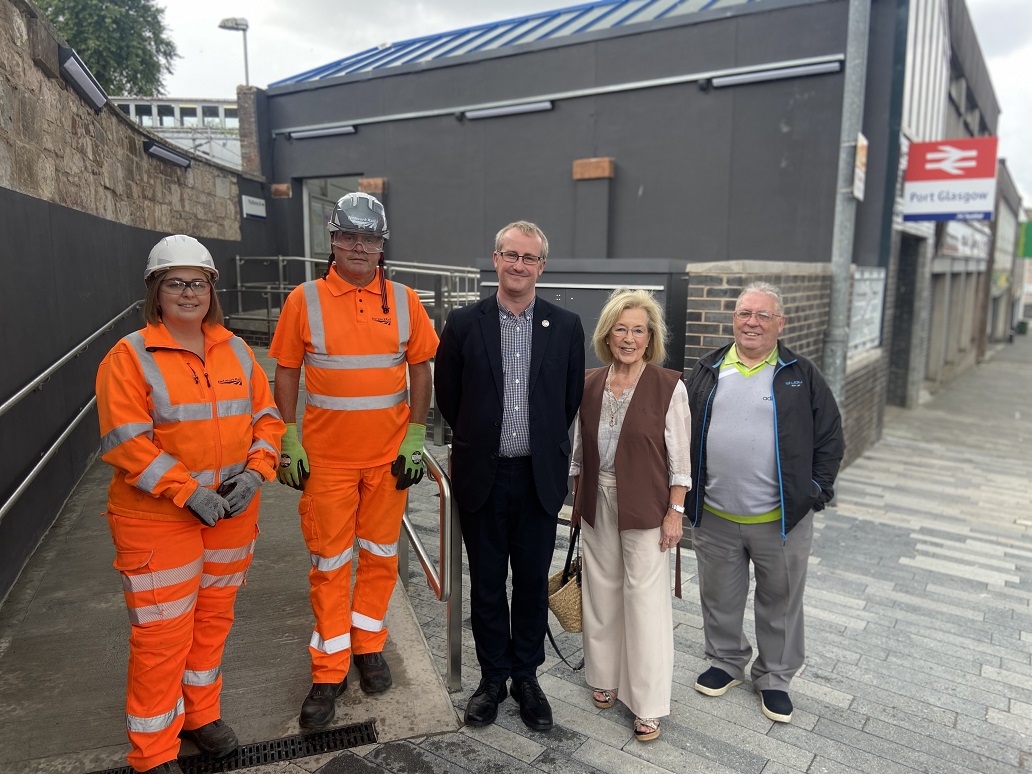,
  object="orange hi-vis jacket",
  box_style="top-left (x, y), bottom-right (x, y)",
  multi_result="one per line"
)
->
top-left (269, 270), bottom-right (439, 468)
top-left (97, 322), bottom-right (285, 521)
